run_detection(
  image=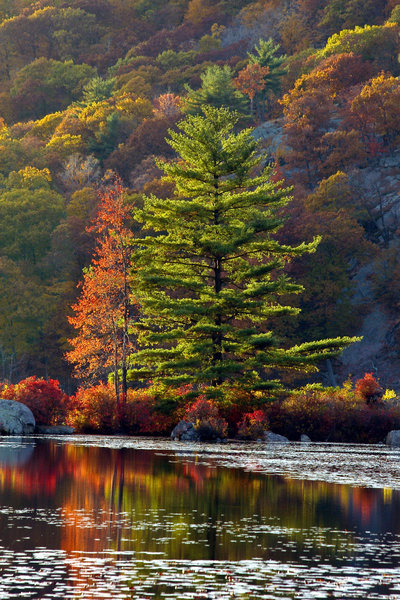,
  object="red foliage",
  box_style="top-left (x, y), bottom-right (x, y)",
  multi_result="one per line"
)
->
top-left (124, 392), bottom-right (173, 434)
top-left (66, 383), bottom-right (117, 433)
top-left (66, 384), bottom-right (175, 434)
top-left (237, 410), bottom-right (269, 440)
top-left (355, 373), bottom-right (383, 404)
top-left (264, 384), bottom-right (396, 442)
top-left (184, 396), bottom-right (228, 440)
top-left (1, 377), bottom-right (69, 425)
